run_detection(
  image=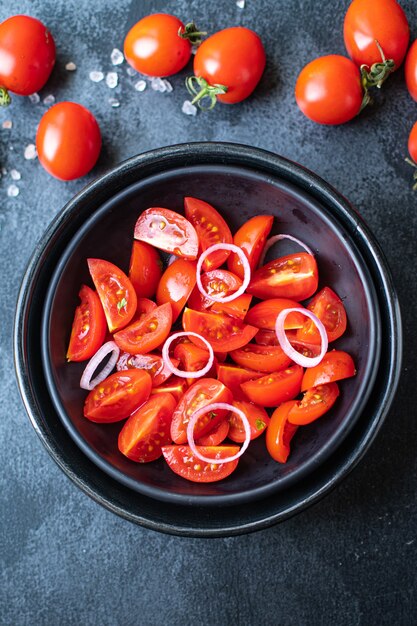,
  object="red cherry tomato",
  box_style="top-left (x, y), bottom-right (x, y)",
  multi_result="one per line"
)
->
top-left (241, 364), bottom-right (303, 407)
top-left (295, 55), bottom-right (363, 125)
top-left (118, 393), bottom-right (177, 462)
top-left (408, 121), bottom-right (417, 163)
top-left (248, 253), bottom-right (318, 301)
top-left (191, 27), bottom-right (266, 105)
top-left (266, 401), bottom-right (299, 463)
top-left (210, 294), bottom-right (253, 321)
top-left (67, 285), bottom-right (106, 362)
top-left (36, 102), bottom-right (101, 180)
top-left (124, 14), bottom-right (192, 77)
top-left (344, 0), bottom-right (409, 70)
top-left (196, 419), bottom-right (229, 446)
top-left (254, 329), bottom-right (279, 346)
top-left (83, 369), bottom-right (152, 423)
top-left (184, 197), bottom-right (233, 270)
top-left (228, 400), bottom-right (270, 443)
top-left (116, 352), bottom-right (178, 387)
top-left (162, 445), bottom-right (240, 483)
top-left (230, 343), bottom-right (292, 374)
top-left (187, 269), bottom-right (242, 311)
top-left (216, 363), bottom-right (263, 400)
top-left (156, 258), bottom-right (197, 322)
top-left (88, 259), bottom-right (137, 333)
top-left (228, 215), bottom-right (273, 278)
top-left (151, 376), bottom-right (188, 402)
top-left (173, 342), bottom-right (214, 381)
top-left (296, 287), bottom-right (347, 345)
top-left (129, 241), bottom-right (162, 300)
top-left (288, 383), bottom-right (340, 426)
top-left (245, 298), bottom-right (305, 330)
top-left (182, 307), bottom-right (259, 352)
top-left (113, 303), bottom-right (172, 355)
top-left (301, 351), bottom-right (356, 392)
top-left (132, 298), bottom-right (157, 322)
top-left (134, 208), bottom-right (199, 260)
top-left (405, 41), bottom-right (417, 102)
top-left (0, 15), bottom-right (55, 99)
